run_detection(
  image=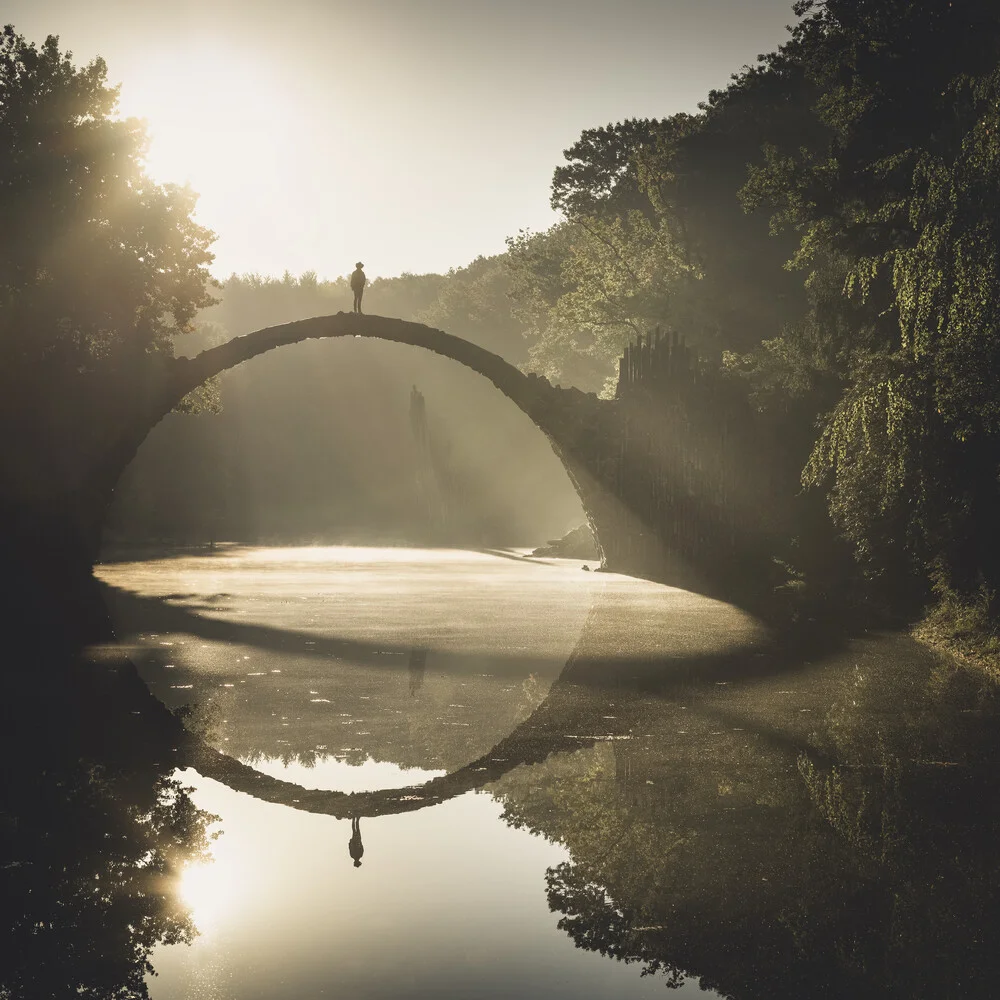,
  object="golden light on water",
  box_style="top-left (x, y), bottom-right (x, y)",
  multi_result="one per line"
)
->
top-left (174, 803), bottom-right (247, 936)
top-left (177, 856), bottom-right (238, 934)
